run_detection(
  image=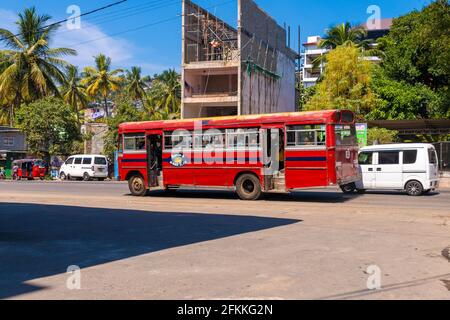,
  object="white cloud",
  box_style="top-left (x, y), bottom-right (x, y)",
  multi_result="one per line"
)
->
top-left (0, 9), bottom-right (170, 75)
top-left (53, 21), bottom-right (134, 69)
